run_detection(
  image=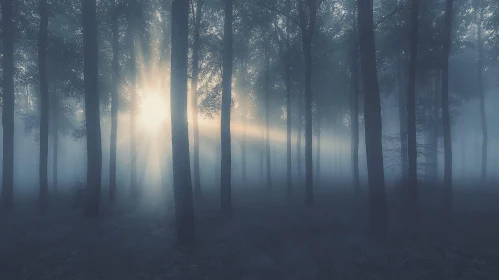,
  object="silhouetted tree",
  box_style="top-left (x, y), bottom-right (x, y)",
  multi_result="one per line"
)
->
top-left (221, 0), bottom-right (233, 215)
top-left (357, 0), bottom-right (388, 238)
top-left (1, 0), bottom-right (15, 212)
top-left (82, 0), bottom-right (103, 217)
top-left (170, 0), bottom-right (196, 245)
